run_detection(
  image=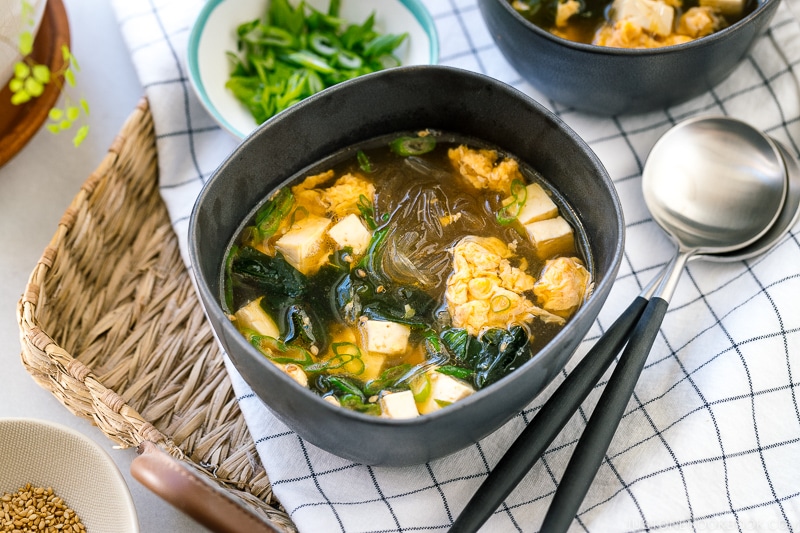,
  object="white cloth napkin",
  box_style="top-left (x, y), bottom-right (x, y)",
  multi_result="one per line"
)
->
top-left (111, 0), bottom-right (800, 531)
